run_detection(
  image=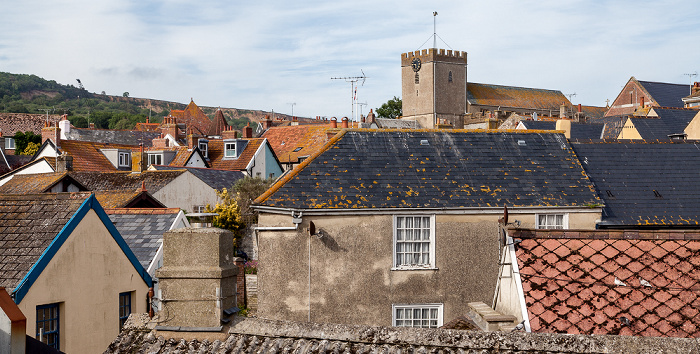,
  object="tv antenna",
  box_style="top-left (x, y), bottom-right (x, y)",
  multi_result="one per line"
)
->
top-left (565, 92), bottom-right (577, 103)
top-left (357, 102), bottom-right (368, 119)
top-left (683, 72), bottom-right (697, 95)
top-left (331, 70), bottom-right (368, 122)
top-left (287, 102), bottom-right (297, 117)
